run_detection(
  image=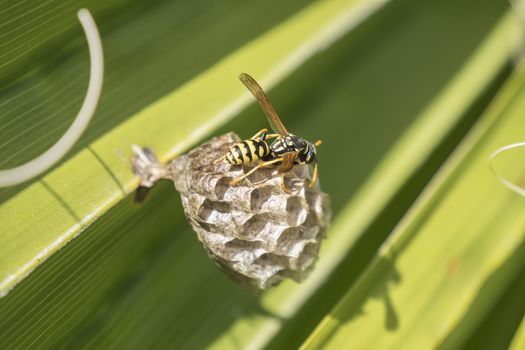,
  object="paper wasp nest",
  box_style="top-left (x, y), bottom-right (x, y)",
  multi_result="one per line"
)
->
top-left (132, 133), bottom-right (331, 290)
